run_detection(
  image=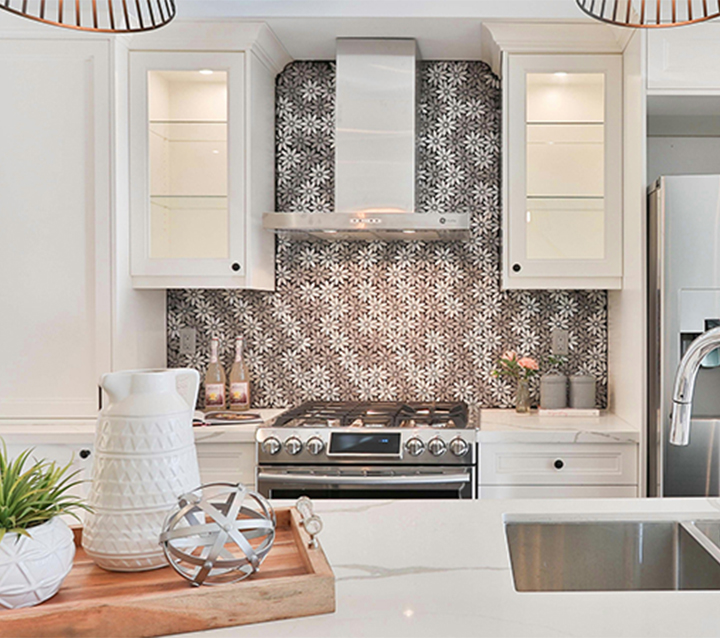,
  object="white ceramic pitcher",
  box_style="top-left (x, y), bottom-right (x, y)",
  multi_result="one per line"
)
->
top-left (82, 368), bottom-right (201, 572)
